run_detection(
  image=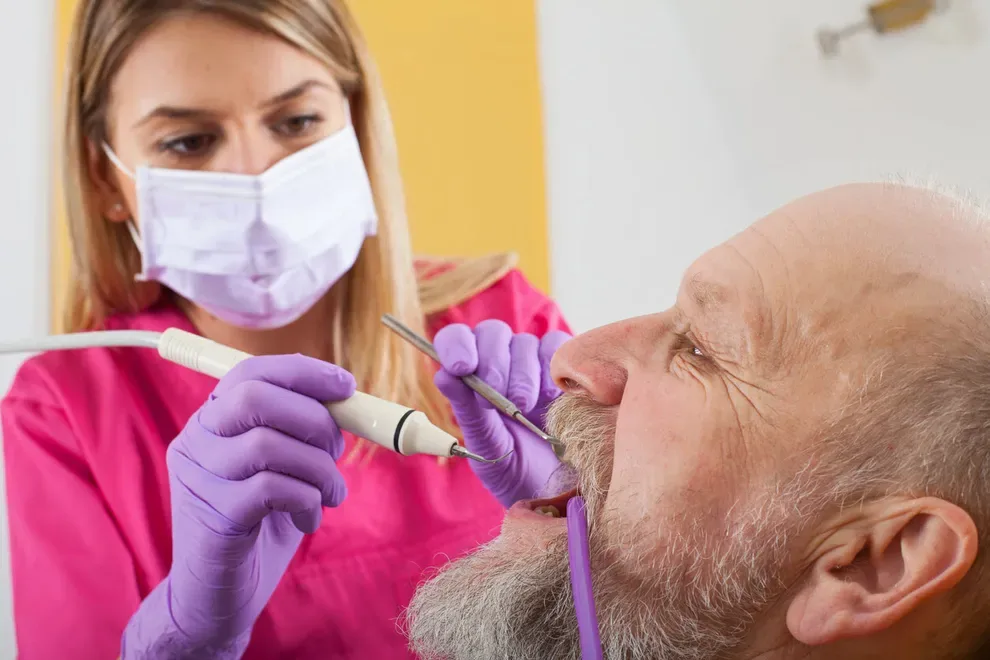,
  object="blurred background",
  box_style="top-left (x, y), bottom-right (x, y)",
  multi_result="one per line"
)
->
top-left (1, 0), bottom-right (988, 655)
